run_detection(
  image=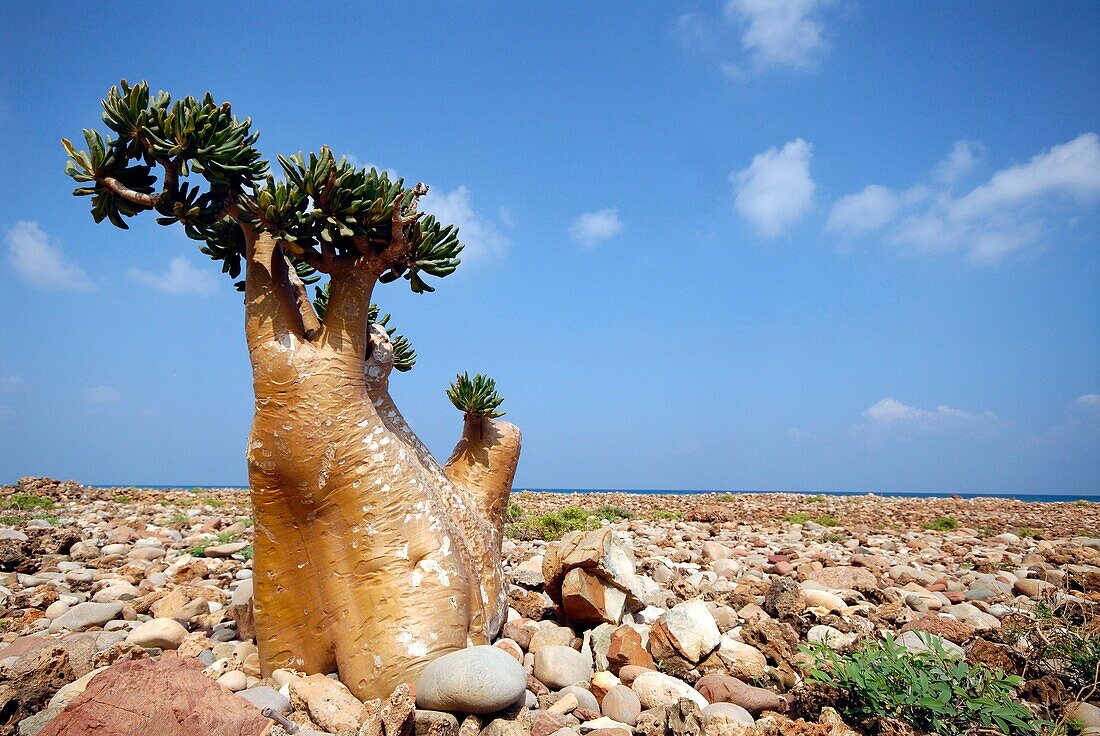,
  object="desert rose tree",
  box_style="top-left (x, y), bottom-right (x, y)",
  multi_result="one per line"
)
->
top-left (63, 80), bottom-right (522, 699)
